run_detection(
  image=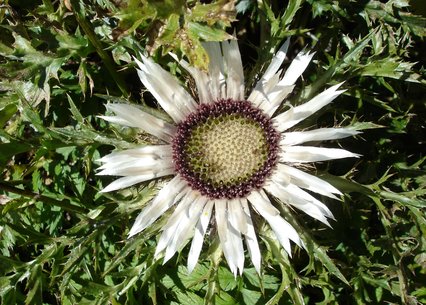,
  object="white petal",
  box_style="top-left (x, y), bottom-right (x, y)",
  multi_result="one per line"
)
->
top-left (280, 146), bottom-right (361, 163)
top-left (247, 190), bottom-right (280, 217)
top-left (187, 201), bottom-right (214, 273)
top-left (215, 200), bottom-right (235, 274)
top-left (127, 176), bottom-right (187, 237)
top-left (281, 128), bottom-right (360, 146)
top-left (160, 190), bottom-right (198, 232)
top-left (136, 71), bottom-right (183, 123)
top-left (203, 42), bottom-right (226, 100)
top-left (248, 39), bottom-right (290, 108)
top-left (169, 53), bottom-right (213, 104)
top-left (258, 84), bottom-right (295, 116)
top-left (97, 156), bottom-right (173, 176)
top-left (265, 181), bottom-right (334, 226)
top-left (227, 199), bottom-right (248, 235)
top-left (274, 83), bottom-right (346, 132)
top-left (263, 211), bottom-right (301, 255)
top-left (276, 164), bottom-right (341, 199)
top-left (135, 56), bottom-right (197, 122)
top-left (97, 115), bottom-right (129, 126)
top-left (162, 195), bottom-right (207, 263)
top-left (226, 218), bottom-right (245, 276)
top-left (249, 41), bottom-right (314, 116)
top-left (154, 202), bottom-right (189, 256)
top-left (279, 50), bottom-right (315, 86)
top-left (98, 145), bottom-right (172, 163)
top-left (98, 146), bottom-right (175, 189)
top-left (215, 200), bottom-right (245, 276)
top-left (249, 190), bottom-right (301, 254)
top-left (154, 194), bottom-right (193, 258)
top-left (240, 199), bottom-right (261, 273)
top-left (137, 55), bottom-right (198, 113)
top-left (262, 39), bottom-right (290, 81)
top-left (100, 103), bottom-right (176, 142)
top-left (100, 169), bottom-right (174, 193)
top-left (250, 70), bottom-right (282, 104)
top-left (222, 40), bottom-right (245, 100)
